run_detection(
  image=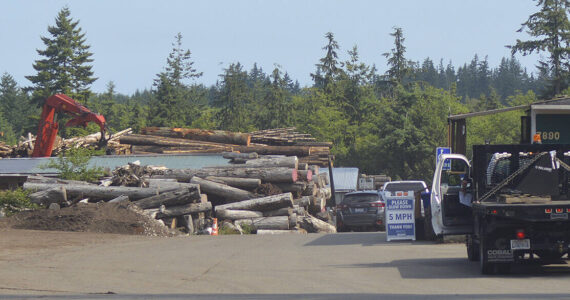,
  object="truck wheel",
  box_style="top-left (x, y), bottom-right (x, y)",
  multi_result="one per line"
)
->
top-left (466, 234), bottom-right (480, 261)
top-left (479, 236), bottom-right (494, 275)
top-left (415, 218), bottom-right (425, 240)
top-left (423, 207), bottom-right (436, 241)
